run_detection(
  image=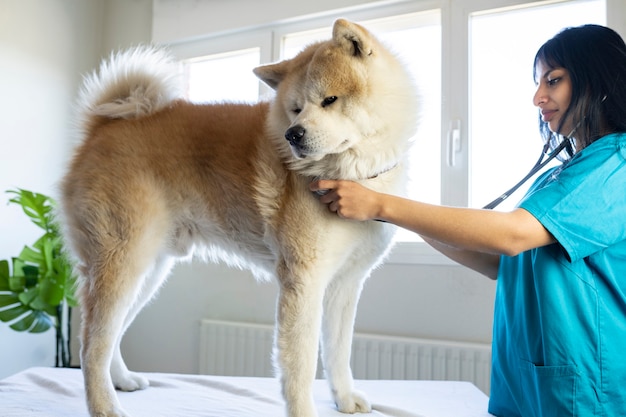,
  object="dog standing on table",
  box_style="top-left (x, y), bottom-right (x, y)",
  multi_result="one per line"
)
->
top-left (60, 19), bottom-right (419, 417)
